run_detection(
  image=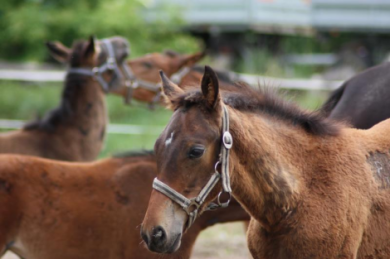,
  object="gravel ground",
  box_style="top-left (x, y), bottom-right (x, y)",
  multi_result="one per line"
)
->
top-left (2, 223), bottom-right (250, 259)
top-left (2, 252), bottom-right (17, 259)
top-left (192, 222), bottom-right (251, 259)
